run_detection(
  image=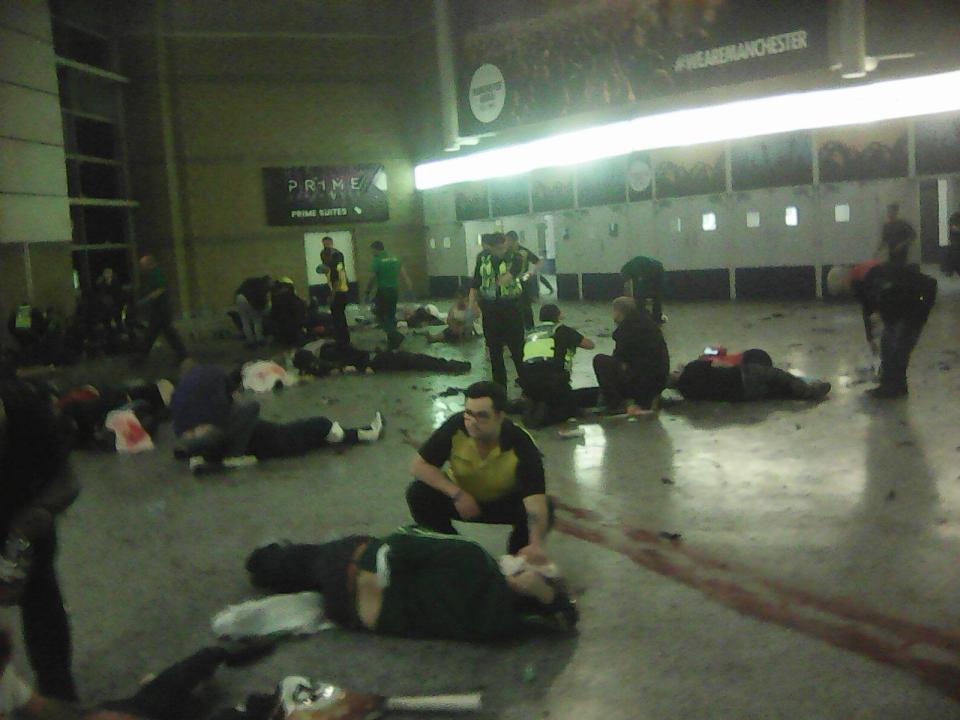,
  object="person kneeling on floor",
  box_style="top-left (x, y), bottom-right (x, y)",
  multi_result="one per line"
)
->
top-left (245, 525), bottom-right (577, 643)
top-left (592, 297), bottom-right (669, 416)
top-left (407, 381), bottom-right (553, 561)
top-left (520, 304), bottom-right (596, 428)
top-left (669, 348), bottom-right (831, 402)
top-left (169, 360), bottom-right (382, 473)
